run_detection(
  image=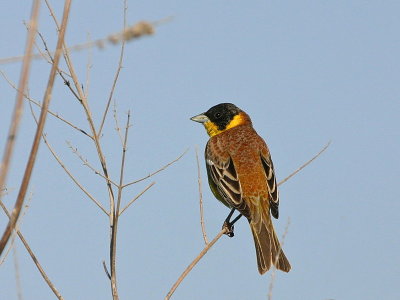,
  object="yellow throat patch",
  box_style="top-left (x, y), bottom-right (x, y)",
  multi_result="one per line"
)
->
top-left (204, 113), bottom-right (247, 137)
